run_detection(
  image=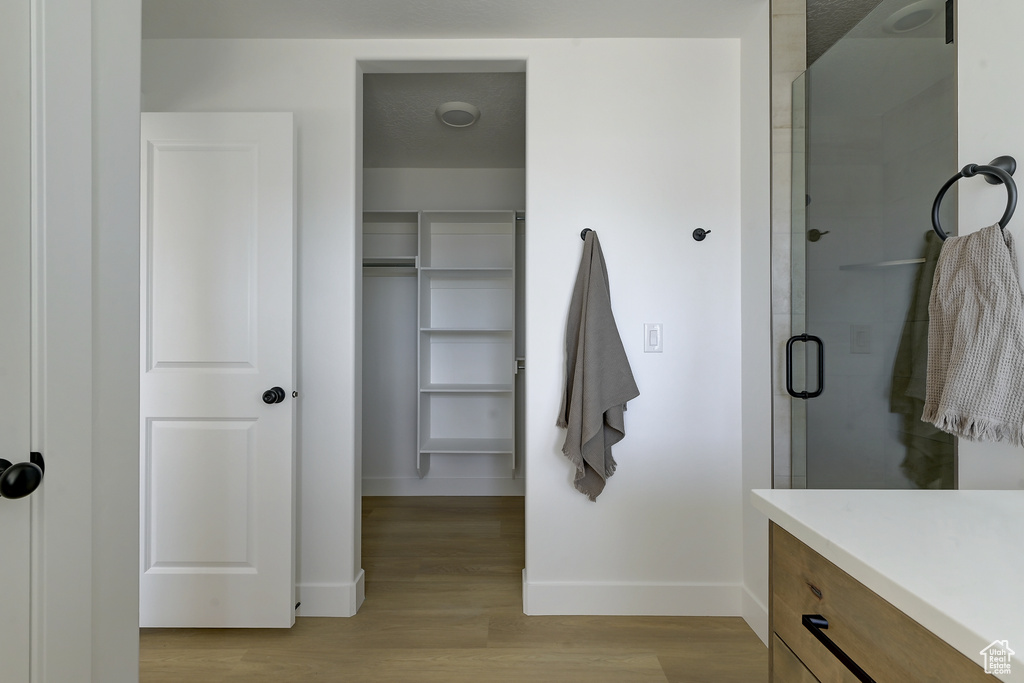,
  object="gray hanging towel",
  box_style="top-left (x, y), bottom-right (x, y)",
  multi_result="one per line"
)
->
top-left (557, 231), bottom-right (639, 501)
top-left (923, 223), bottom-right (1024, 445)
